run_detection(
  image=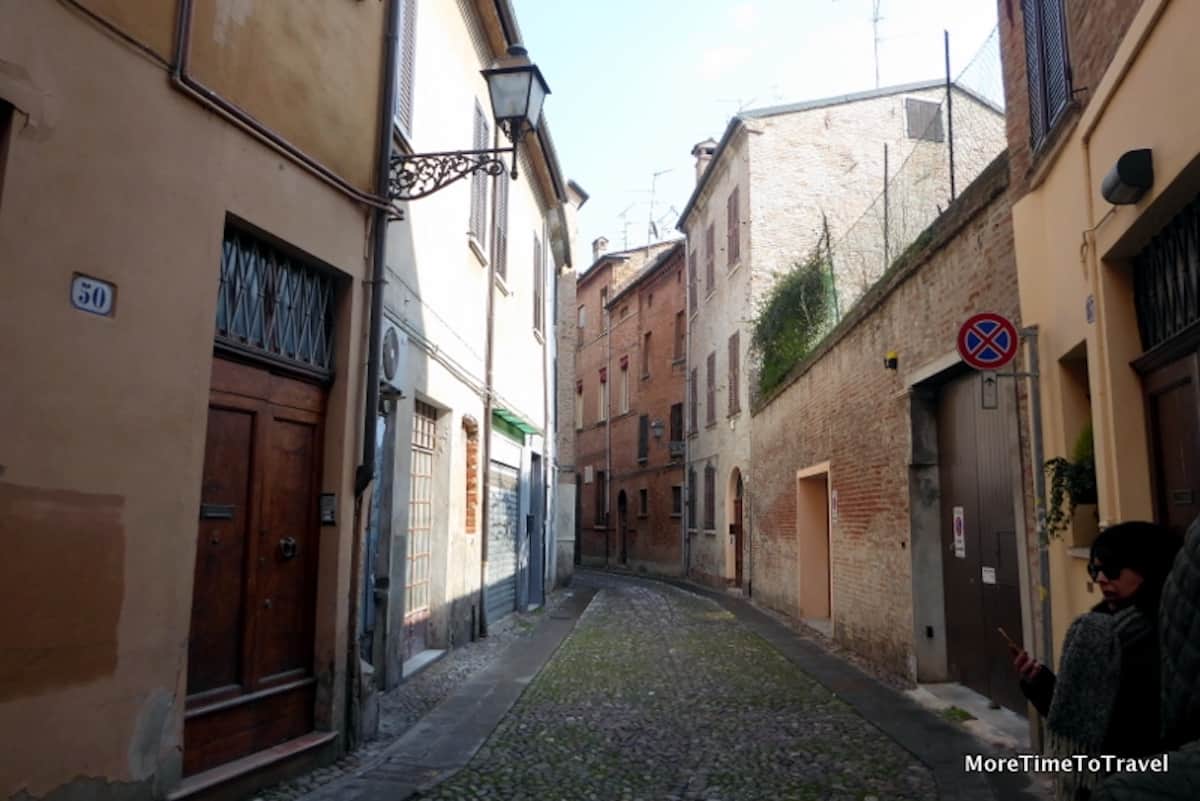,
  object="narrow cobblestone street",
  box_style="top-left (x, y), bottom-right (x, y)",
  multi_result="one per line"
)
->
top-left (416, 574), bottom-right (938, 801)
